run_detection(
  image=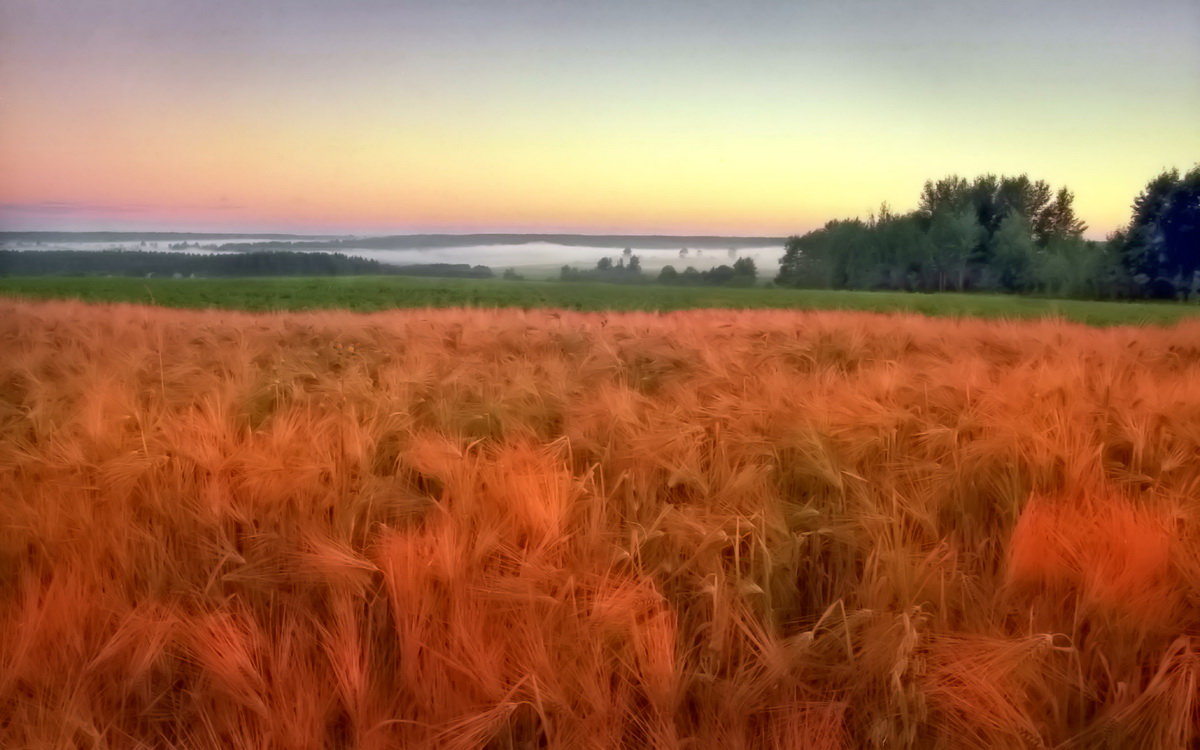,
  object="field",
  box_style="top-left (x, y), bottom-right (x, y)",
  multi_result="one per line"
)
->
top-left (3, 274), bottom-right (1200, 325)
top-left (4, 298), bottom-right (1200, 748)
